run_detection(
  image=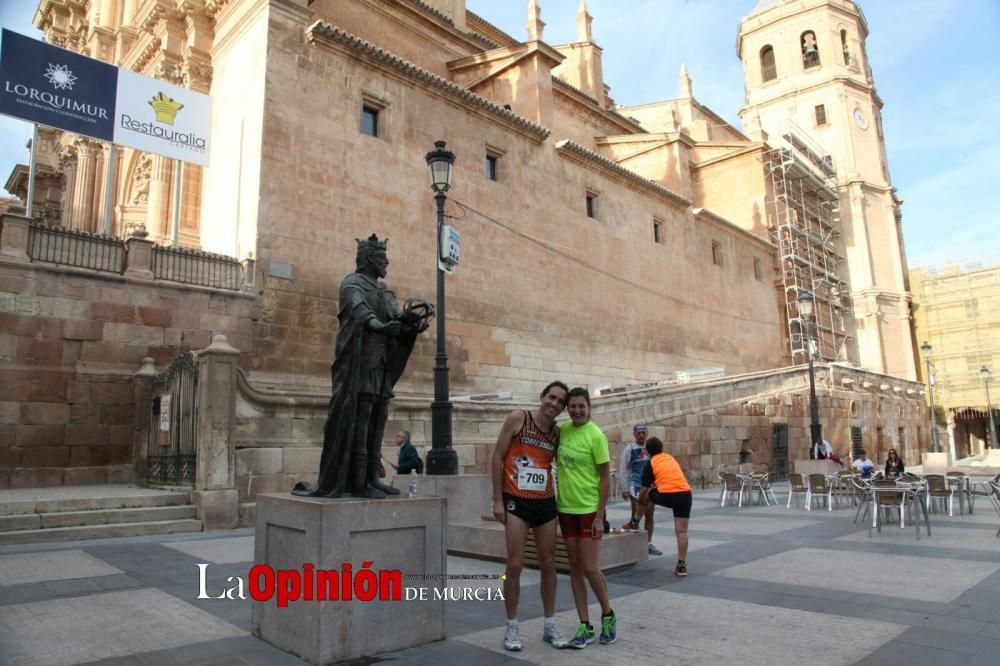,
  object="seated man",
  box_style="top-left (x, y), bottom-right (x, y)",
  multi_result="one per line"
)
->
top-left (852, 450), bottom-right (874, 478)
